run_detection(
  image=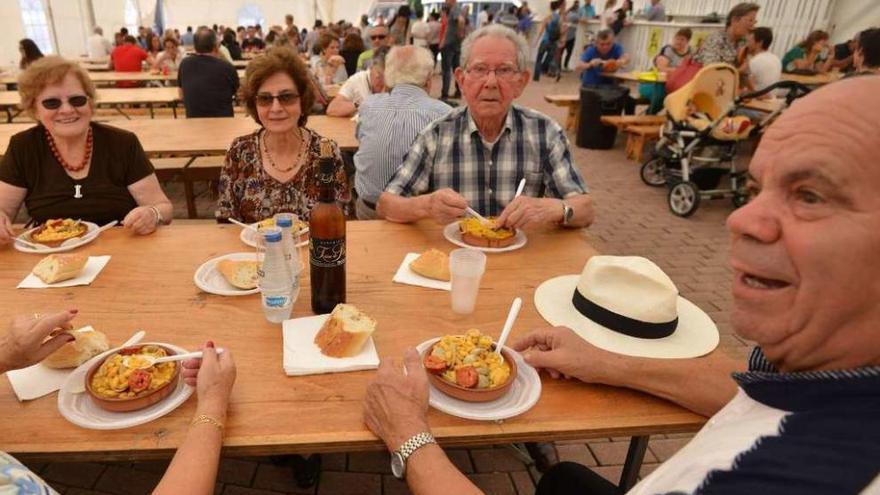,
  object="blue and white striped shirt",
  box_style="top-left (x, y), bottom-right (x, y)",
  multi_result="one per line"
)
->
top-left (384, 104), bottom-right (588, 216)
top-left (354, 84), bottom-right (452, 204)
